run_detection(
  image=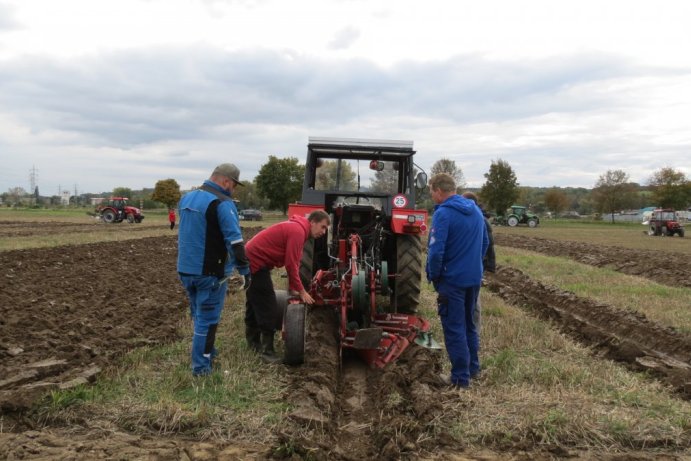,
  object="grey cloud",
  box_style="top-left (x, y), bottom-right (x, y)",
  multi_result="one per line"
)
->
top-left (329, 26), bottom-right (360, 50)
top-left (0, 47), bottom-right (670, 148)
top-left (0, 3), bottom-right (20, 31)
top-left (2, 46), bottom-right (690, 191)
